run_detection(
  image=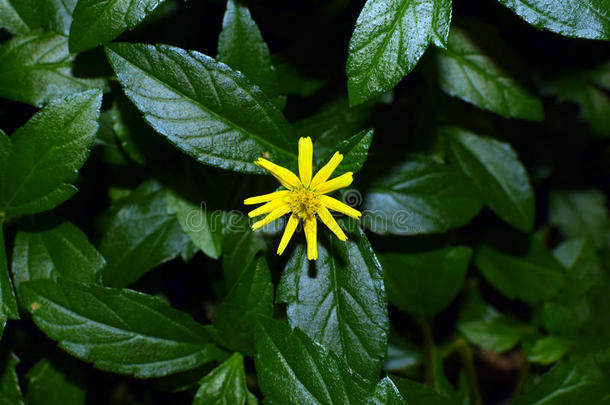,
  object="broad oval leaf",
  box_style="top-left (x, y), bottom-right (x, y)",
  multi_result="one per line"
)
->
top-left (346, 0), bottom-right (452, 106)
top-left (362, 156), bottom-right (482, 235)
top-left (0, 90), bottom-right (102, 219)
top-left (69, 0), bottom-right (166, 53)
top-left (496, 0), bottom-right (610, 40)
top-left (105, 42), bottom-right (297, 173)
top-left (0, 32), bottom-right (105, 107)
top-left (442, 126), bottom-right (535, 231)
top-left (21, 278), bottom-right (226, 378)
top-left (429, 24), bottom-right (543, 120)
top-left (193, 353), bottom-right (249, 405)
top-left (277, 220), bottom-right (389, 382)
